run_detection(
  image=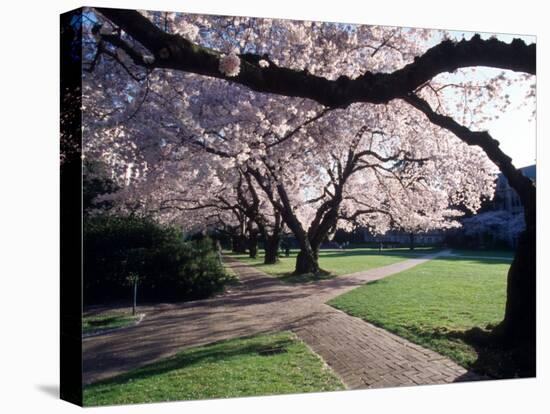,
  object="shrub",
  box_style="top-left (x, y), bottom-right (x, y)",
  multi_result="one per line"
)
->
top-left (84, 215), bottom-right (233, 306)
